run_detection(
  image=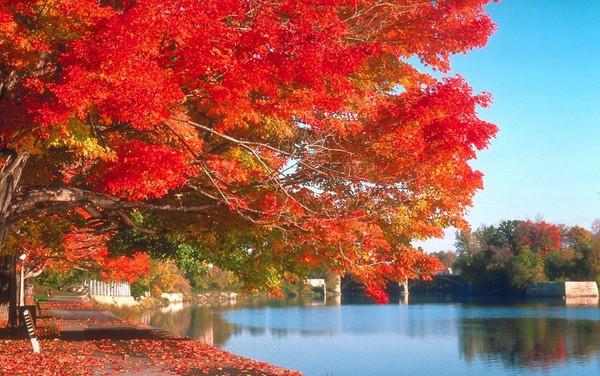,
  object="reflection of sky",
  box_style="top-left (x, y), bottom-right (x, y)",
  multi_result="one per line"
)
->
top-left (216, 304), bottom-right (600, 376)
top-left (223, 304), bottom-right (600, 336)
top-left (146, 301), bottom-right (600, 375)
top-left (224, 304), bottom-right (461, 337)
